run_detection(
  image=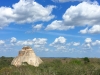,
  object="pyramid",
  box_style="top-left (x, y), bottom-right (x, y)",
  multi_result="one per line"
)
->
top-left (11, 46), bottom-right (43, 67)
